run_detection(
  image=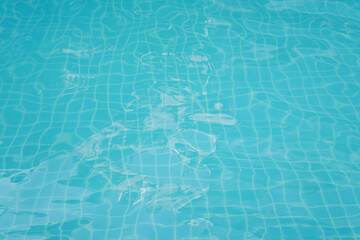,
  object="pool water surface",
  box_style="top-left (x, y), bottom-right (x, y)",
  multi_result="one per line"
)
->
top-left (0, 0), bottom-right (360, 239)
